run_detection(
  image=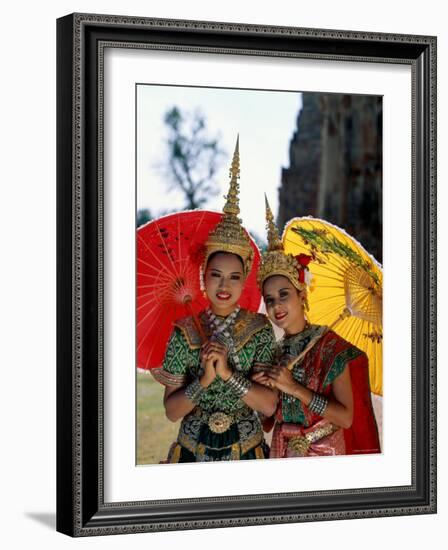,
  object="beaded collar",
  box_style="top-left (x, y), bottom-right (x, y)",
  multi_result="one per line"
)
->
top-left (206, 306), bottom-right (242, 371)
top-left (206, 305), bottom-right (240, 336)
top-left (281, 324), bottom-right (325, 357)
